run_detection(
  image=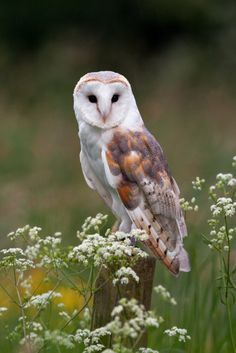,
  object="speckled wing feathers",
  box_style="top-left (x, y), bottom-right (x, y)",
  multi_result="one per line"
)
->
top-left (105, 128), bottom-right (190, 275)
